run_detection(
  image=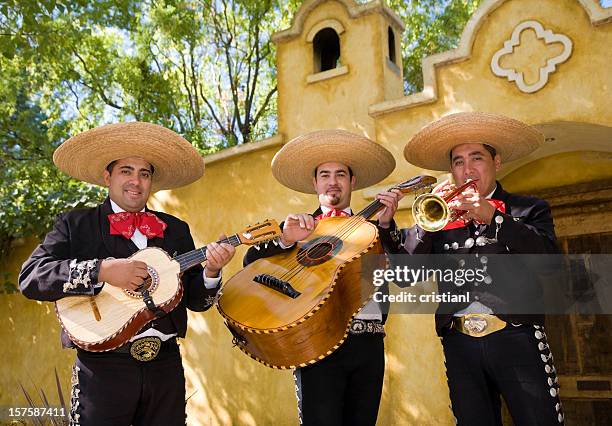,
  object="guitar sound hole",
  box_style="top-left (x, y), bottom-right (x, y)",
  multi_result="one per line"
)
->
top-left (124, 266), bottom-right (159, 298)
top-left (297, 236), bottom-right (343, 267)
top-left (307, 242), bottom-right (333, 259)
